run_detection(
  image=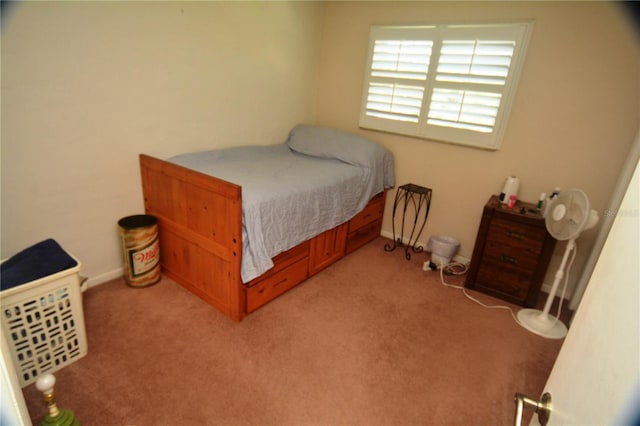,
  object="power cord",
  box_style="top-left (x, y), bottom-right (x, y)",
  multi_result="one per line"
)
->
top-left (429, 248), bottom-right (575, 329)
top-left (434, 261), bottom-right (523, 326)
top-left (441, 261), bottom-right (468, 276)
